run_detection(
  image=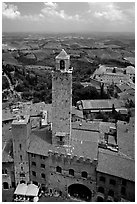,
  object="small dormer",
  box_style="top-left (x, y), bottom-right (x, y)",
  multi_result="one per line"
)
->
top-left (55, 49), bottom-right (70, 72)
